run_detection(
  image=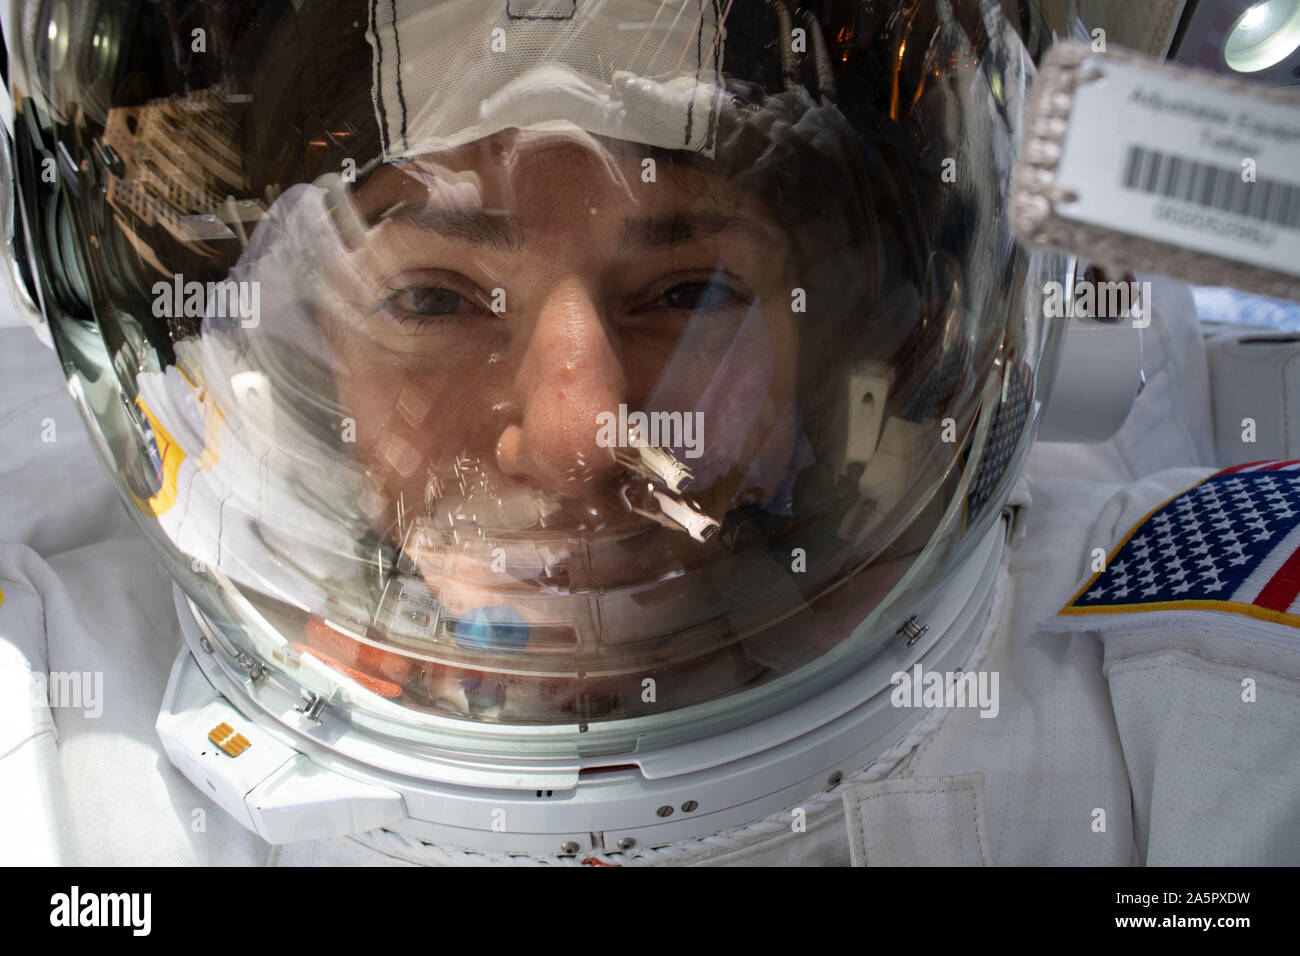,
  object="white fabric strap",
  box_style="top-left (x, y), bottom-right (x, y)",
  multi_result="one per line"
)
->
top-left (841, 772), bottom-right (992, 867)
